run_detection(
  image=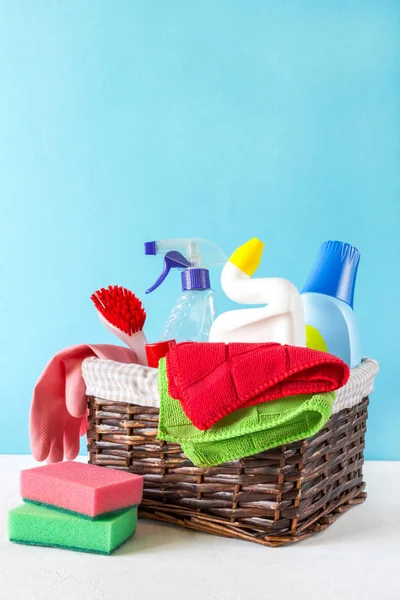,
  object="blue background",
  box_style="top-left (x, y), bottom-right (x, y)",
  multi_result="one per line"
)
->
top-left (0, 1), bottom-right (399, 458)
